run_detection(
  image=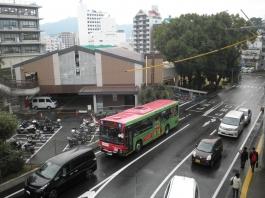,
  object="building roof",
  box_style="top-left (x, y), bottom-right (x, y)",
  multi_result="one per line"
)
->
top-left (79, 86), bottom-right (139, 95)
top-left (0, 2), bottom-right (41, 8)
top-left (13, 45), bottom-right (144, 68)
top-left (101, 99), bottom-right (177, 124)
top-left (83, 45), bottom-right (114, 50)
top-left (96, 47), bottom-right (144, 65)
